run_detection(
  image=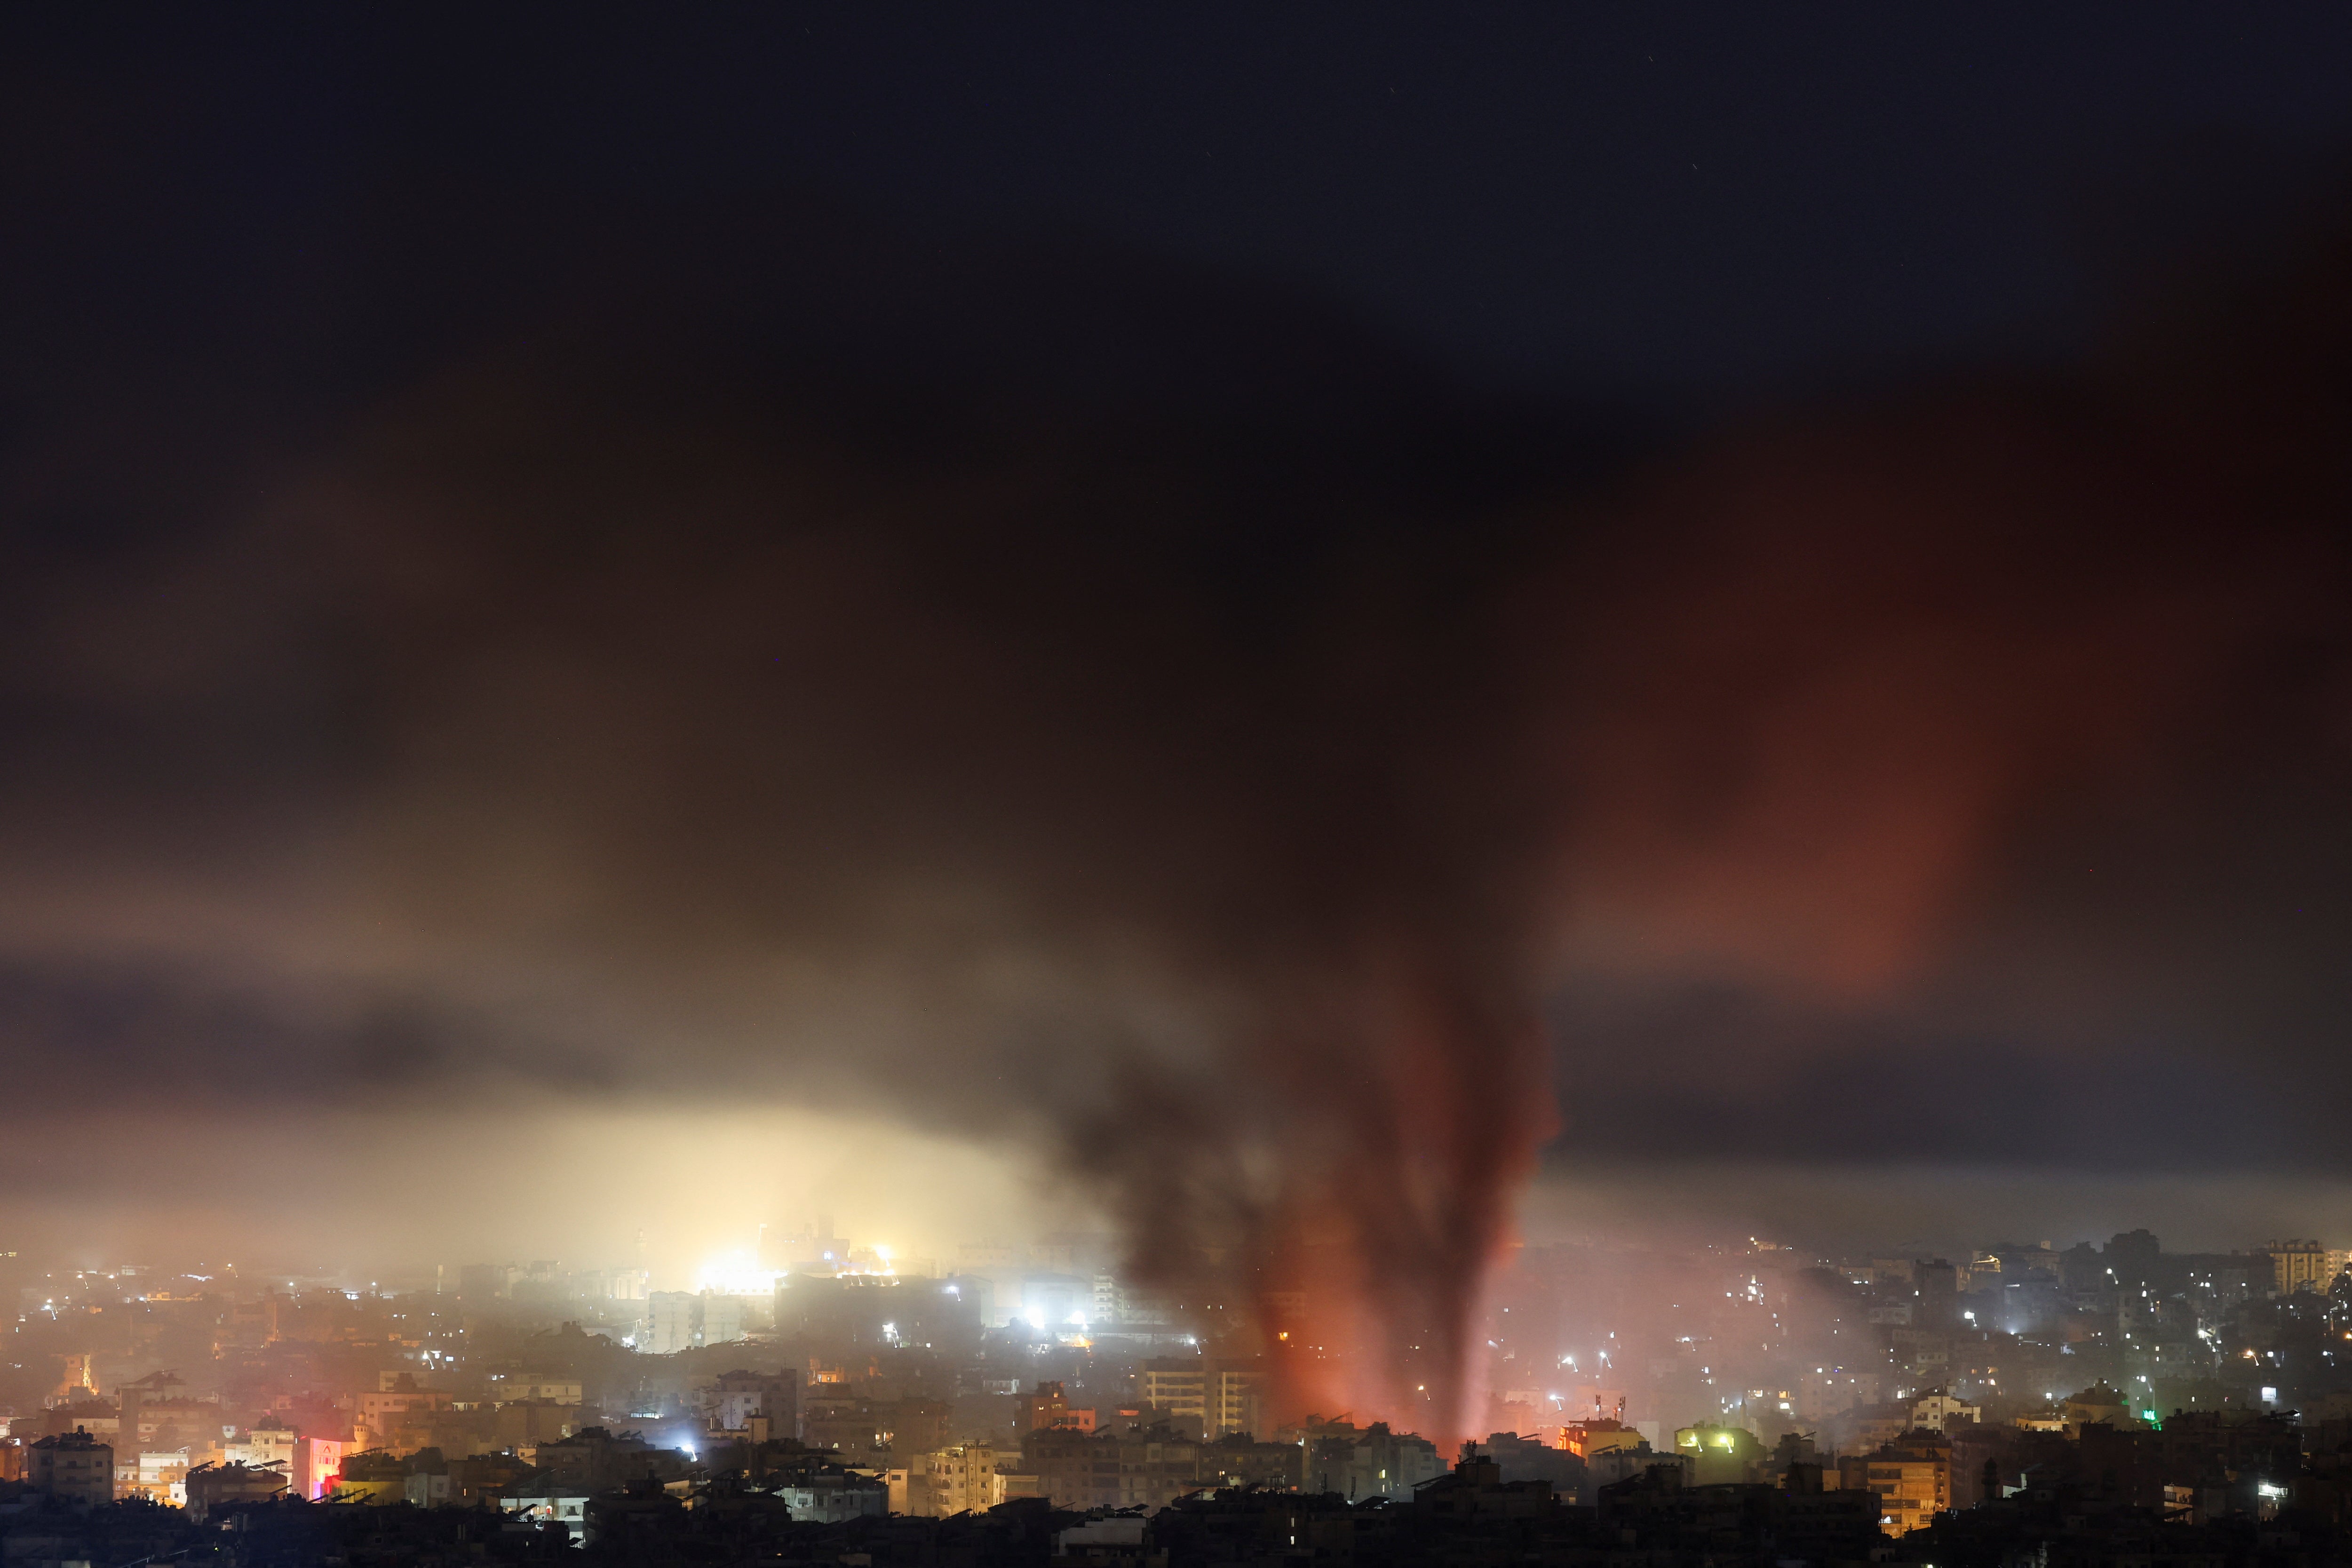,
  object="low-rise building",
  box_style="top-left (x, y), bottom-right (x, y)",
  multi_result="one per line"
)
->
top-left (1910, 1391), bottom-right (1981, 1431)
top-left (1560, 1418), bottom-right (1645, 1459)
top-left (1673, 1423), bottom-right (1764, 1485)
top-left (772, 1472), bottom-right (888, 1522)
top-left (334, 1449), bottom-right (410, 1504)
top-left (706, 1368), bottom-right (797, 1435)
top-left (185, 1460), bottom-right (288, 1522)
top-left (502, 1486), bottom-right (592, 1543)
